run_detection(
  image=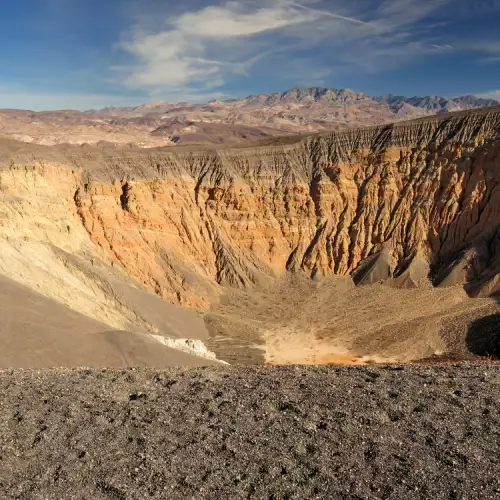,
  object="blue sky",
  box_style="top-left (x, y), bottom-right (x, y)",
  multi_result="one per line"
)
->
top-left (0, 0), bottom-right (499, 110)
